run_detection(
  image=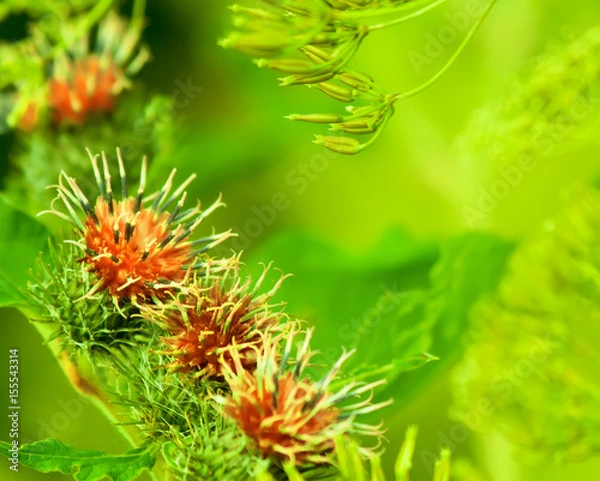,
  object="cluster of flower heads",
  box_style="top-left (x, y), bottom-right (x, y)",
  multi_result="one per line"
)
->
top-left (42, 149), bottom-right (390, 468)
top-left (18, 11), bottom-right (149, 130)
